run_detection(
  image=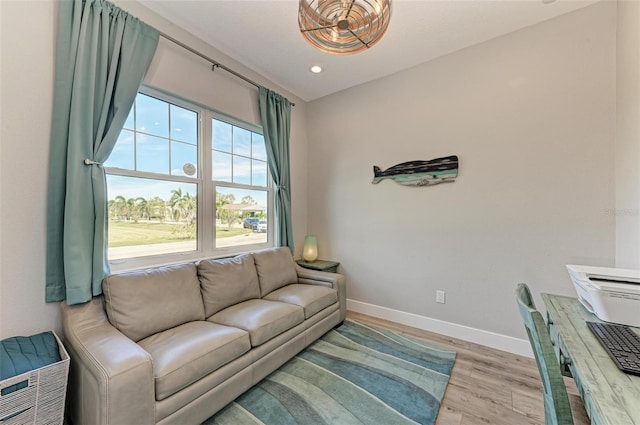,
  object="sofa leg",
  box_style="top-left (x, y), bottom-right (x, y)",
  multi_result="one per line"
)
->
top-left (333, 321), bottom-right (344, 329)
